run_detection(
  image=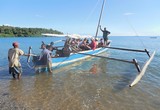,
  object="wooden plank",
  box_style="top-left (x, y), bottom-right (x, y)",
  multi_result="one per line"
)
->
top-left (129, 51), bottom-right (156, 87)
